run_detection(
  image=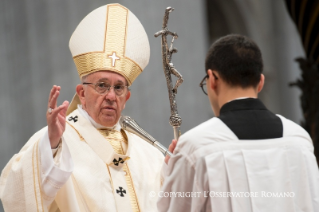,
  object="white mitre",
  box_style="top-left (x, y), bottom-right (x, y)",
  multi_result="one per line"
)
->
top-left (67, 3), bottom-right (150, 115)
